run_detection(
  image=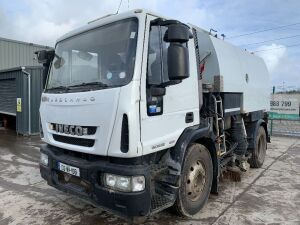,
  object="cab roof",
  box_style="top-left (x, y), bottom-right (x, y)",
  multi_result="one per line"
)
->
top-left (56, 9), bottom-right (166, 44)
